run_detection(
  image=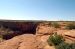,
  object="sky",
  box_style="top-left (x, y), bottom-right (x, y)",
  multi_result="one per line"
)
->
top-left (0, 0), bottom-right (75, 21)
